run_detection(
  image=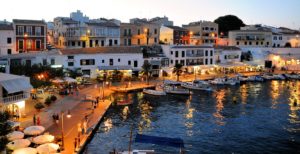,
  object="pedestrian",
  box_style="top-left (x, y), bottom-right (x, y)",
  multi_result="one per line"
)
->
top-left (77, 137), bottom-right (80, 147)
top-left (37, 116), bottom-right (40, 125)
top-left (83, 121), bottom-right (87, 134)
top-left (33, 114), bottom-right (36, 125)
top-left (77, 123), bottom-right (81, 137)
top-left (74, 138), bottom-right (77, 151)
top-left (56, 114), bottom-right (59, 124)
